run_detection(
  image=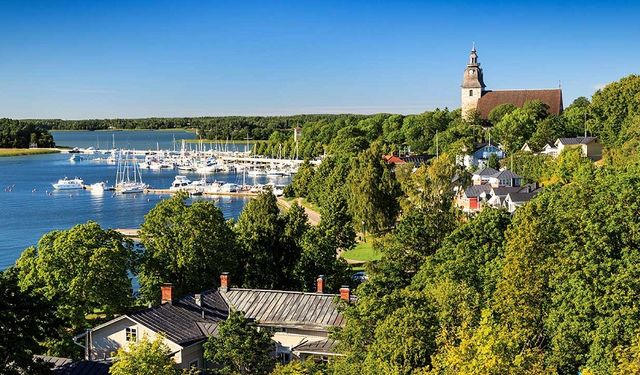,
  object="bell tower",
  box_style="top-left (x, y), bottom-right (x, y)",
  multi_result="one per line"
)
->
top-left (461, 45), bottom-right (486, 119)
